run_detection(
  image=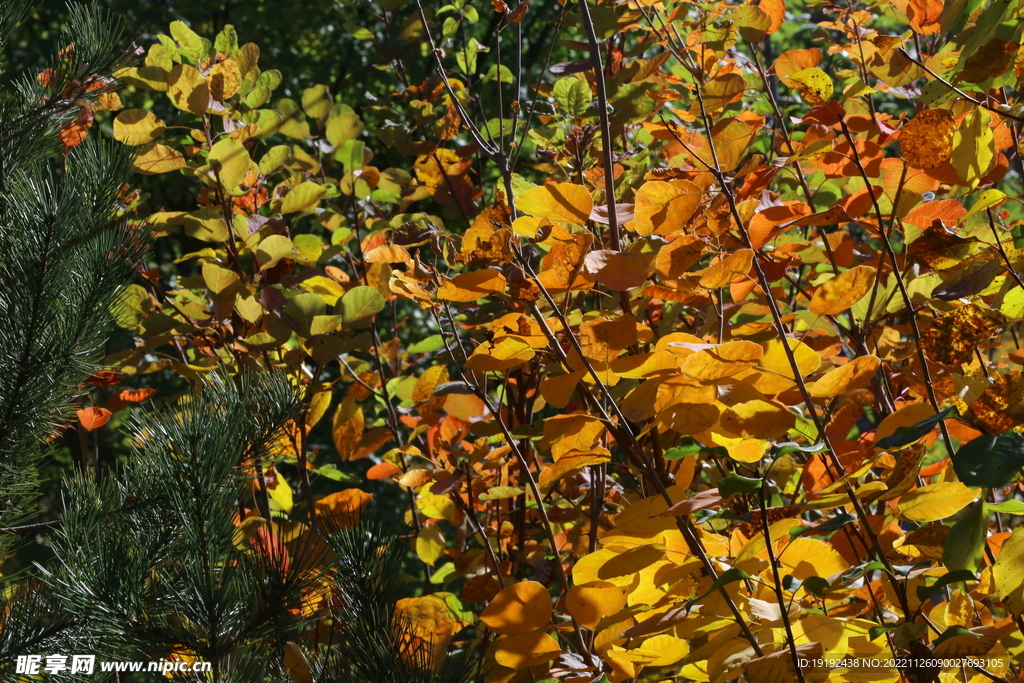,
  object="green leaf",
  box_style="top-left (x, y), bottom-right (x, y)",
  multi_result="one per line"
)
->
top-left (916, 569), bottom-right (977, 603)
top-left (718, 473), bottom-right (762, 497)
top-left (214, 24), bottom-right (238, 54)
top-left (932, 625), bottom-right (980, 648)
top-left (684, 568), bottom-right (750, 612)
top-left (169, 20), bottom-right (205, 60)
top-left (953, 430), bottom-right (1024, 488)
top-left (942, 497), bottom-right (989, 572)
top-left (788, 511), bottom-right (855, 538)
top-left (875, 407), bottom-right (956, 449)
top-left (989, 499), bottom-right (1024, 514)
top-left (484, 64), bottom-right (515, 84)
top-left (801, 576), bottom-right (830, 597)
top-left (337, 139), bottom-right (366, 174)
top-left (339, 286), bottom-right (385, 326)
top-left (771, 441), bottom-right (825, 457)
top-left (663, 438), bottom-right (702, 460)
top-left (285, 293), bottom-right (327, 336)
top-left (553, 78), bottom-right (592, 117)
top-left (408, 334), bottom-right (444, 354)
